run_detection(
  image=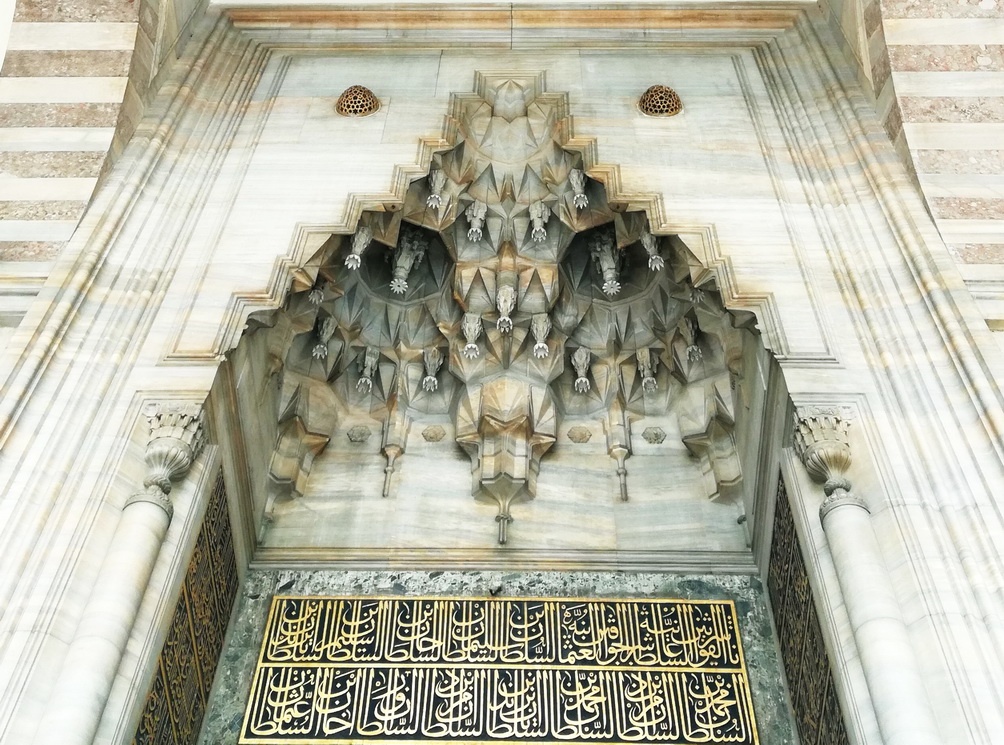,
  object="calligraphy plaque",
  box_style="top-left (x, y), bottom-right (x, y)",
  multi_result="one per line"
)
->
top-left (239, 597), bottom-right (759, 744)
